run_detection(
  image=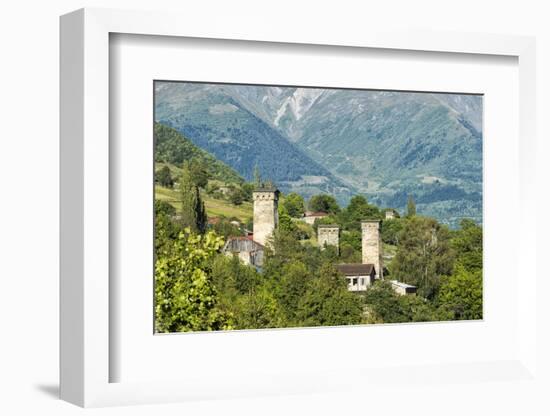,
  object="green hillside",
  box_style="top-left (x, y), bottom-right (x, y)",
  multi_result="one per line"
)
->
top-left (155, 122), bottom-right (243, 184)
top-left (154, 123), bottom-right (255, 223)
top-left (155, 184), bottom-right (252, 222)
